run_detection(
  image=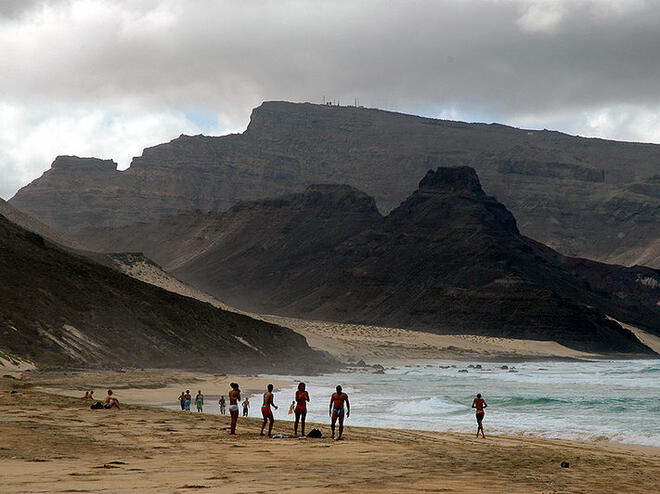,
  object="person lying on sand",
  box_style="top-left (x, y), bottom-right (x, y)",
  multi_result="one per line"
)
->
top-left (472, 393), bottom-right (487, 438)
top-left (329, 385), bottom-right (350, 440)
top-left (219, 395), bottom-right (226, 414)
top-left (260, 384), bottom-right (278, 437)
top-left (242, 398), bottom-right (250, 417)
top-left (196, 390), bottom-right (204, 412)
top-left (294, 382), bottom-right (310, 437)
top-left (228, 384), bottom-right (241, 435)
top-left (103, 389), bottom-right (120, 409)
